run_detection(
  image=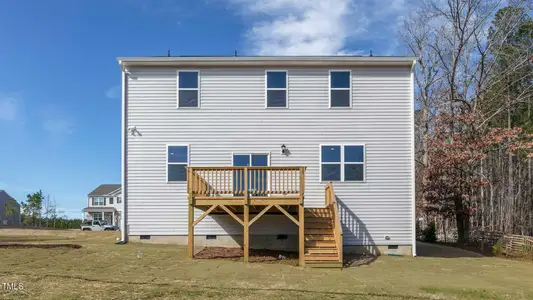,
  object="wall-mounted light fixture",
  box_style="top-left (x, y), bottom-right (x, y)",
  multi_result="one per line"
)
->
top-left (128, 126), bottom-right (140, 136)
top-left (281, 144), bottom-right (287, 155)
